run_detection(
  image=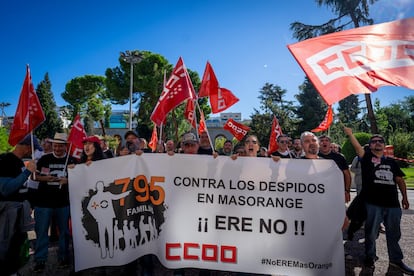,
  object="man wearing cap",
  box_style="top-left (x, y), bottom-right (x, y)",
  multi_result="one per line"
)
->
top-left (0, 135), bottom-right (38, 275)
top-left (119, 130), bottom-right (142, 156)
top-left (31, 133), bottom-right (77, 272)
top-left (181, 132), bottom-right (199, 154)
